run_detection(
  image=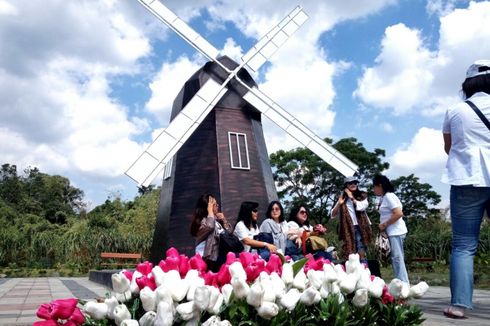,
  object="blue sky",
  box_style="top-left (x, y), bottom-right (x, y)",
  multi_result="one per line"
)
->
top-left (1, 0), bottom-right (489, 209)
